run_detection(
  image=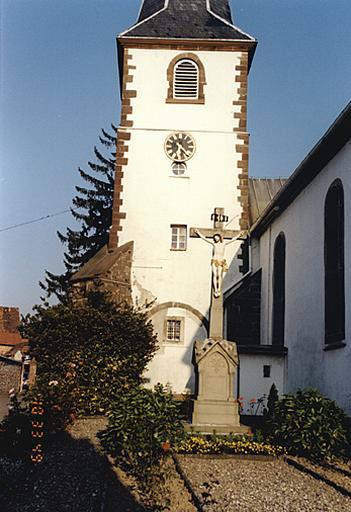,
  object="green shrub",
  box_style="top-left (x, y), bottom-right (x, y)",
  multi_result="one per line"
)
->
top-left (270, 388), bottom-right (349, 461)
top-left (99, 384), bottom-right (184, 480)
top-left (24, 379), bottom-right (76, 434)
top-left (20, 291), bottom-right (157, 416)
top-left (0, 383), bottom-right (75, 461)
